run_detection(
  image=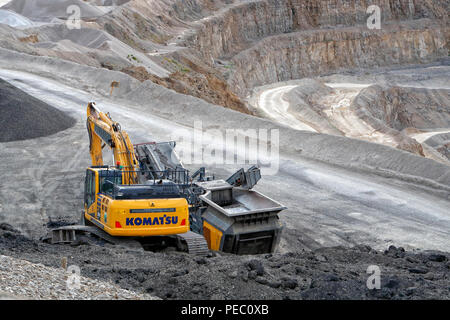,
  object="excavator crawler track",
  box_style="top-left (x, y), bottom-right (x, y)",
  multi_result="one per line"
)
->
top-left (43, 225), bottom-right (142, 248)
top-left (178, 231), bottom-right (210, 256)
top-left (44, 226), bottom-right (209, 255)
